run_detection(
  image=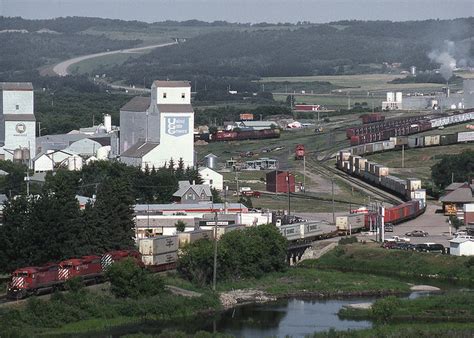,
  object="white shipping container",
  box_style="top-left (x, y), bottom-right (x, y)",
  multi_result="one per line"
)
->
top-left (463, 203), bottom-right (474, 213)
top-left (142, 252), bottom-right (178, 266)
top-left (458, 131), bottom-right (474, 143)
top-left (139, 236), bottom-right (178, 256)
top-left (424, 135), bottom-right (440, 146)
top-left (178, 229), bottom-right (213, 247)
top-left (407, 178), bottom-right (422, 191)
top-left (336, 214), bottom-right (365, 232)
